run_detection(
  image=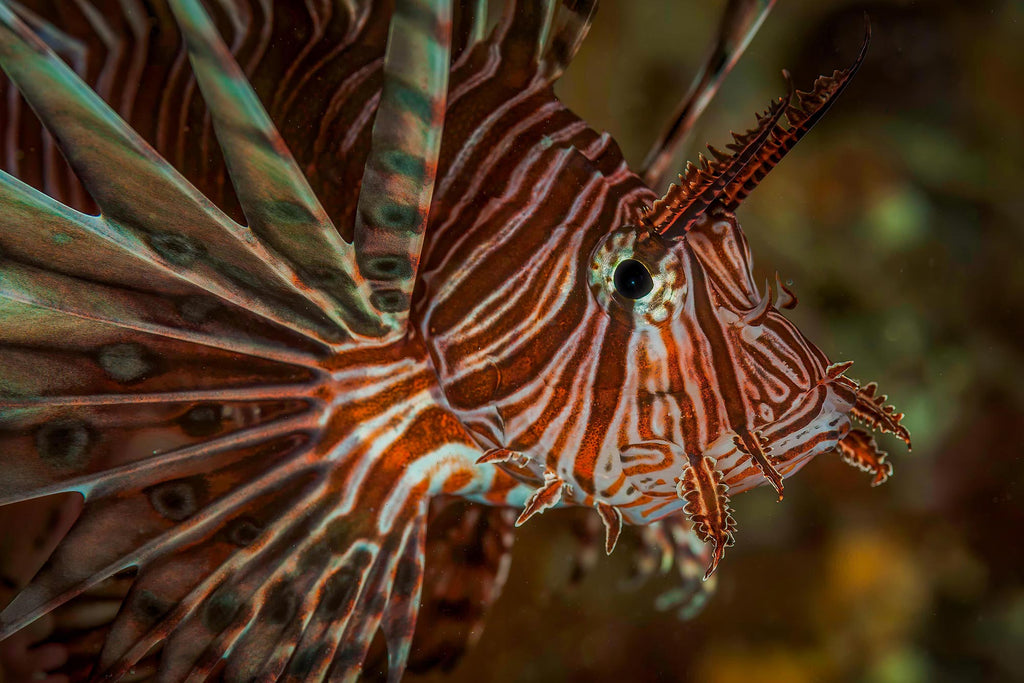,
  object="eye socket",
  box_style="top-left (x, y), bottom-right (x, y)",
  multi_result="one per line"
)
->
top-left (613, 259), bottom-right (654, 299)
